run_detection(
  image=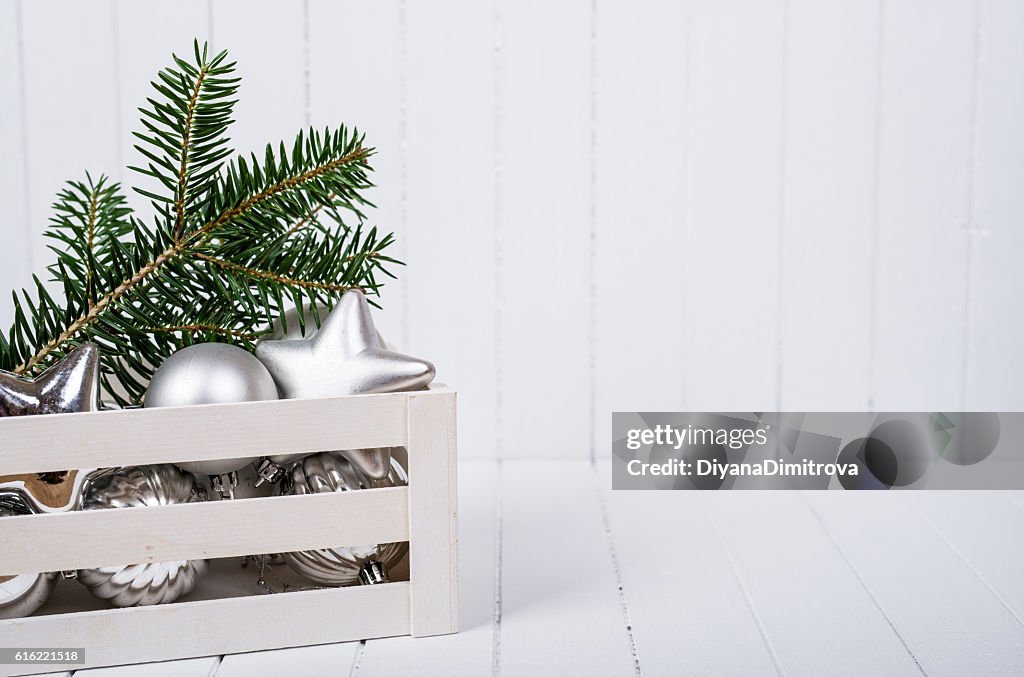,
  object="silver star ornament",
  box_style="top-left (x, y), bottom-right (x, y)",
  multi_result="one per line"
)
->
top-left (255, 290), bottom-right (435, 399)
top-left (0, 342), bottom-right (100, 417)
top-left (255, 291), bottom-right (435, 479)
top-left (0, 342), bottom-right (105, 515)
